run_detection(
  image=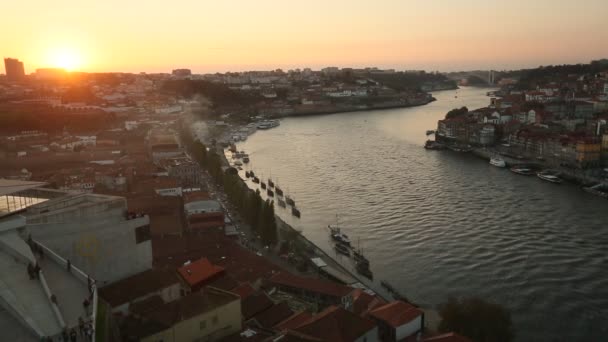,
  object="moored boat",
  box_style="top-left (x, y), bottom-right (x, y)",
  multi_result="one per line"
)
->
top-left (245, 171), bottom-right (251, 178)
top-left (285, 196), bottom-right (295, 206)
top-left (583, 184), bottom-right (608, 199)
top-left (356, 262), bottom-right (373, 280)
top-left (275, 187), bottom-right (284, 196)
top-left (291, 207), bottom-right (301, 218)
top-left (268, 179), bottom-right (274, 188)
top-left (490, 157), bottom-right (506, 168)
top-left (243, 157), bottom-right (250, 164)
top-left (277, 198), bottom-right (286, 207)
top-left (252, 176), bottom-right (260, 184)
top-left (537, 171), bottom-right (563, 184)
top-left (334, 243), bottom-right (350, 256)
top-left (331, 233), bottom-right (350, 246)
top-left (424, 140), bottom-right (445, 150)
top-left (261, 182), bottom-right (267, 189)
top-left (510, 167), bottom-right (534, 175)
top-left (267, 189), bottom-right (274, 197)
top-left (426, 130), bottom-right (435, 135)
